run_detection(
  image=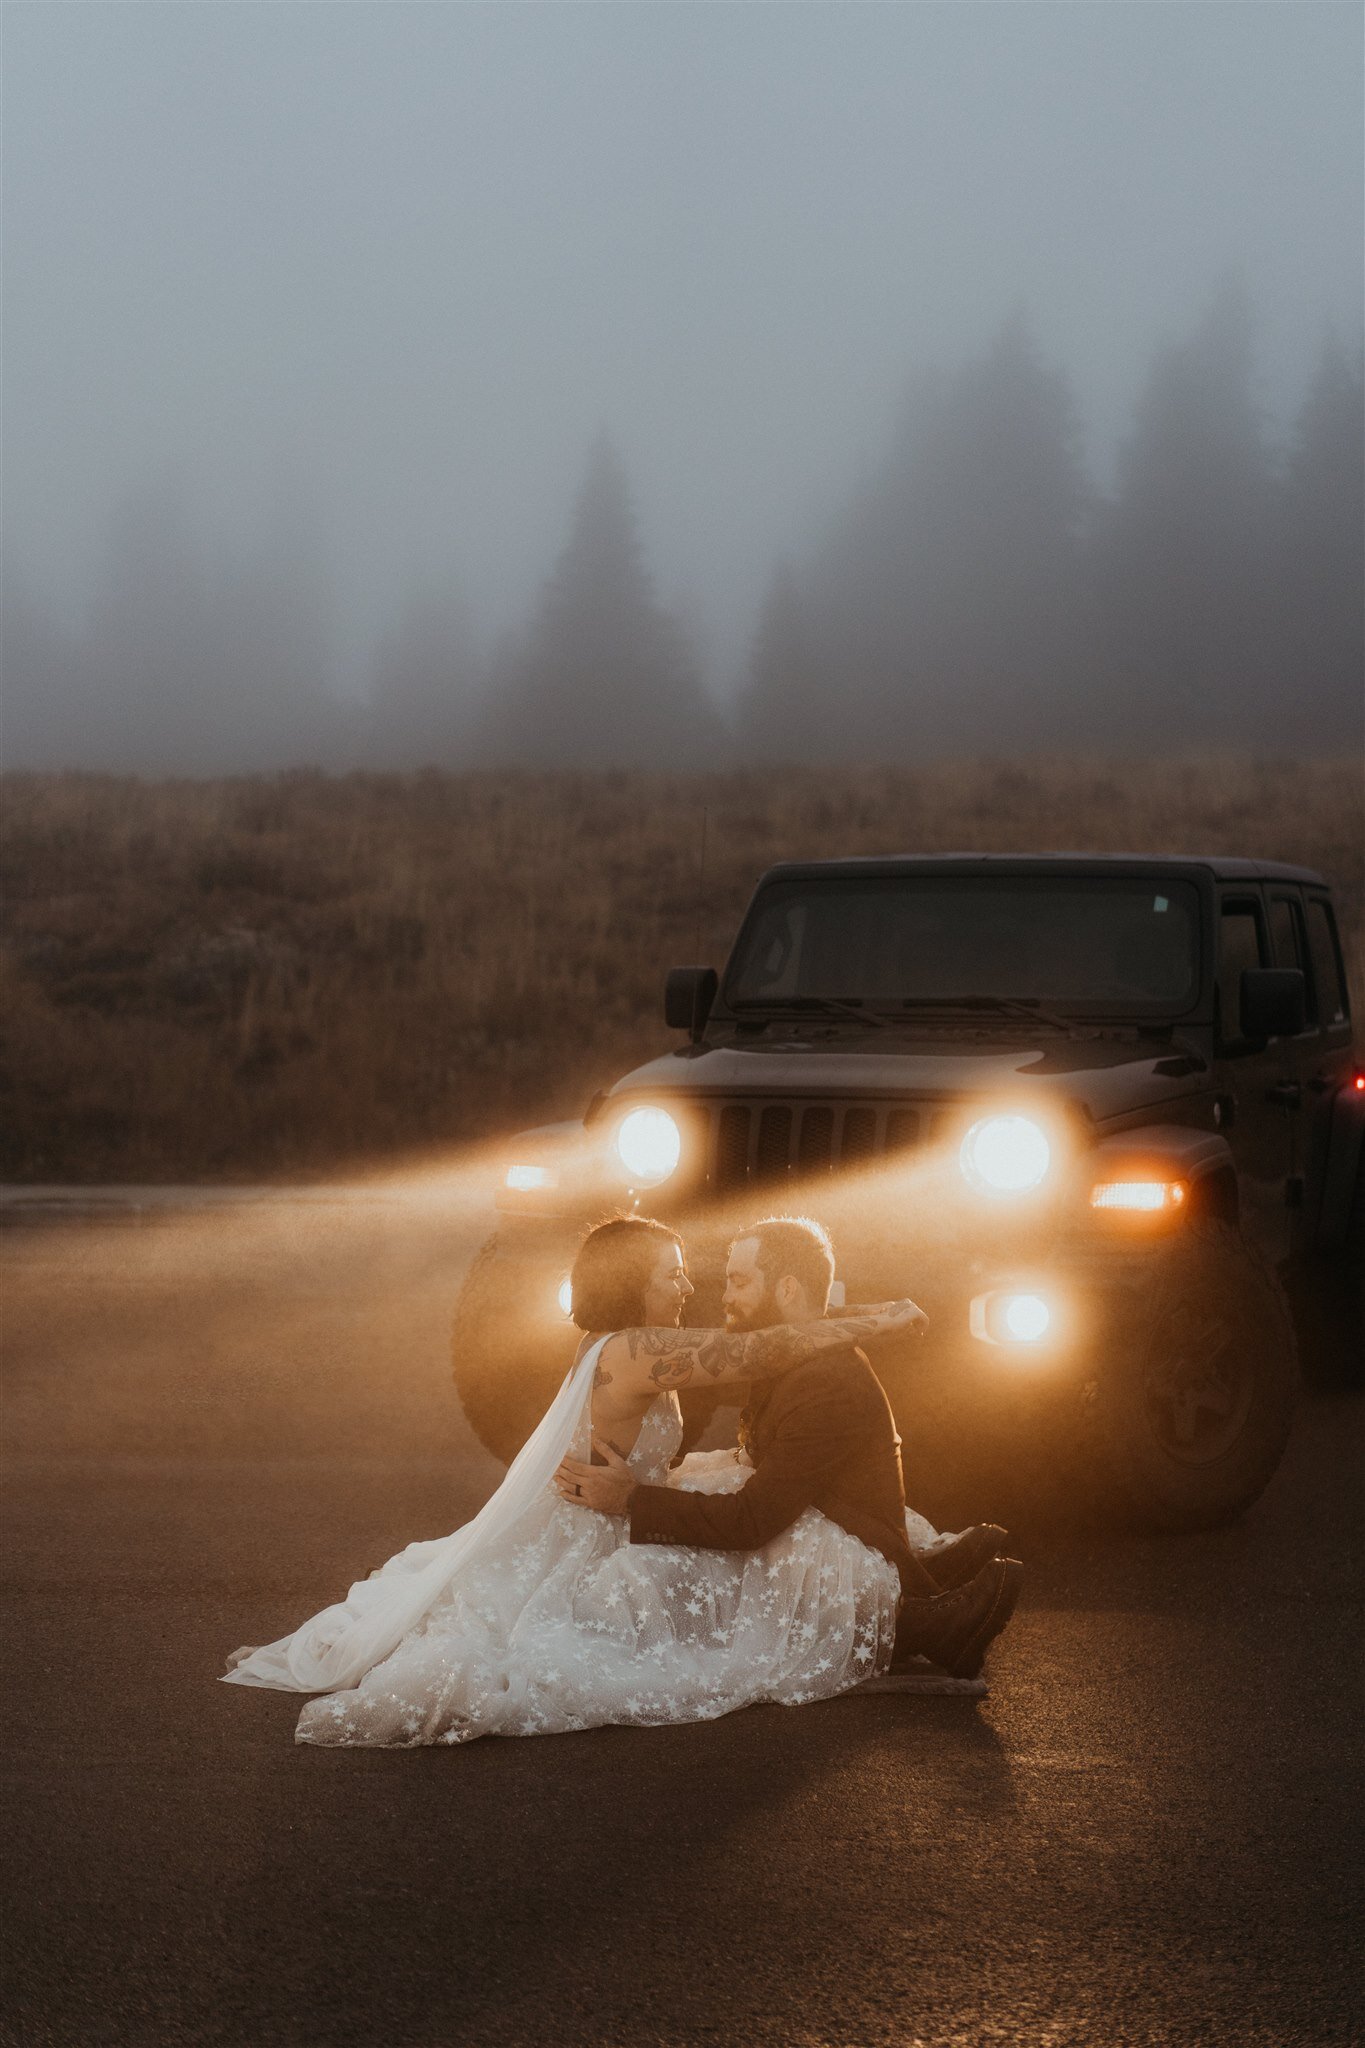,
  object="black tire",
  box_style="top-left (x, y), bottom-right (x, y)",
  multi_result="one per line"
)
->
top-left (1085, 1218), bottom-right (1299, 1531)
top-left (452, 1236), bottom-right (580, 1466)
top-left (1285, 1165), bottom-right (1365, 1391)
top-left (451, 1233), bottom-right (730, 1467)
top-left (1336, 1167), bottom-right (1365, 1386)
